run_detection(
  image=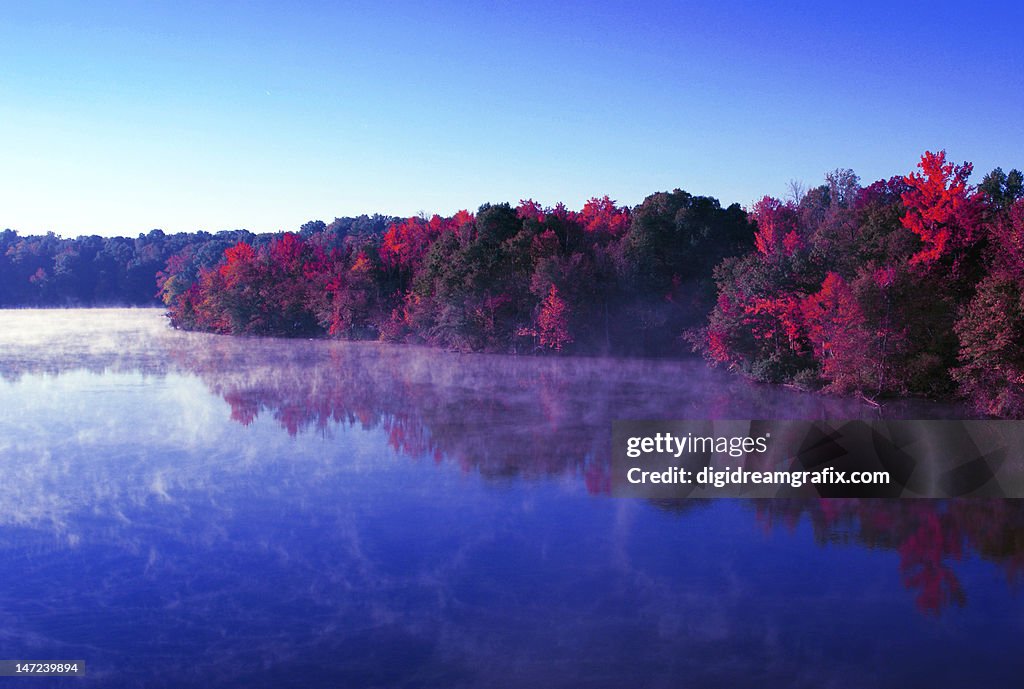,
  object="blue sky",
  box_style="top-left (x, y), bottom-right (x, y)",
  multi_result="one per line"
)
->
top-left (1, 1), bottom-right (1021, 237)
